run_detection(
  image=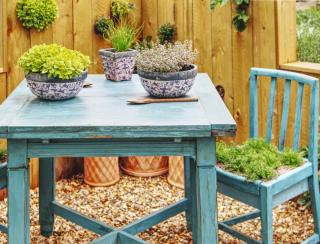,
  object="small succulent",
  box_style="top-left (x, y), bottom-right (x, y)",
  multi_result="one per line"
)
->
top-left (158, 23), bottom-right (177, 44)
top-left (111, 0), bottom-right (135, 21)
top-left (18, 44), bottom-right (91, 80)
top-left (106, 22), bottom-right (137, 52)
top-left (136, 41), bottom-right (198, 73)
top-left (94, 16), bottom-right (114, 37)
top-left (16, 0), bottom-right (59, 31)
